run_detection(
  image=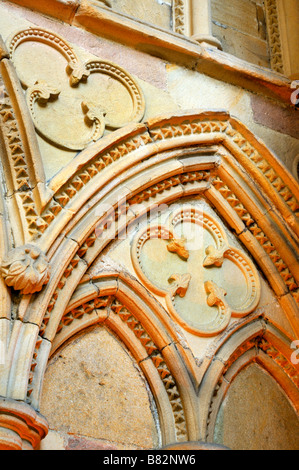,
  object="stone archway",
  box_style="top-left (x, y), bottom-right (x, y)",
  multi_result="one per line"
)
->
top-left (0, 70), bottom-right (298, 447)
